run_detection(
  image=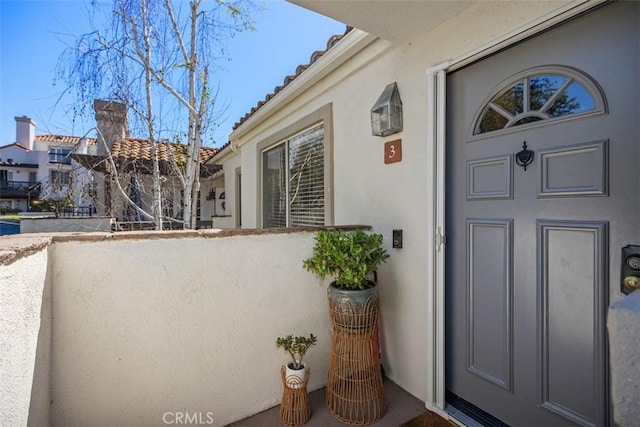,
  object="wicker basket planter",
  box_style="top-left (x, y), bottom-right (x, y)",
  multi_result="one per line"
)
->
top-left (302, 230), bottom-right (389, 425)
top-left (326, 282), bottom-right (386, 425)
top-left (280, 366), bottom-right (311, 426)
